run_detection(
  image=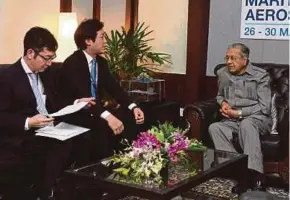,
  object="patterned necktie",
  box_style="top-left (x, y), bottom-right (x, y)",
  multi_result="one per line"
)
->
top-left (90, 58), bottom-right (98, 97)
top-left (28, 73), bottom-right (48, 115)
